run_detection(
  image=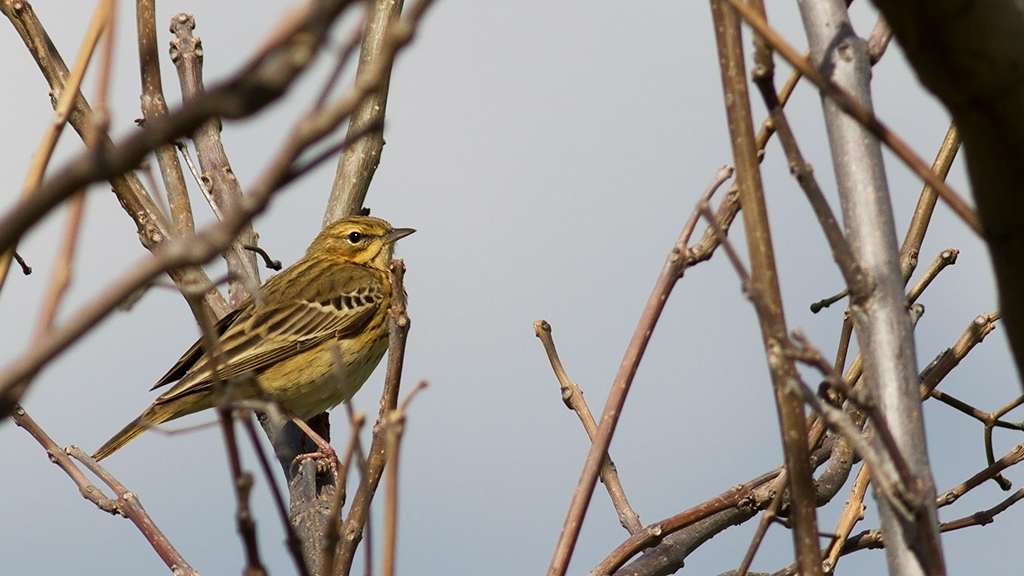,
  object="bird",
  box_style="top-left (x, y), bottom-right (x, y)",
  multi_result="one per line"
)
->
top-left (93, 215), bottom-right (414, 461)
